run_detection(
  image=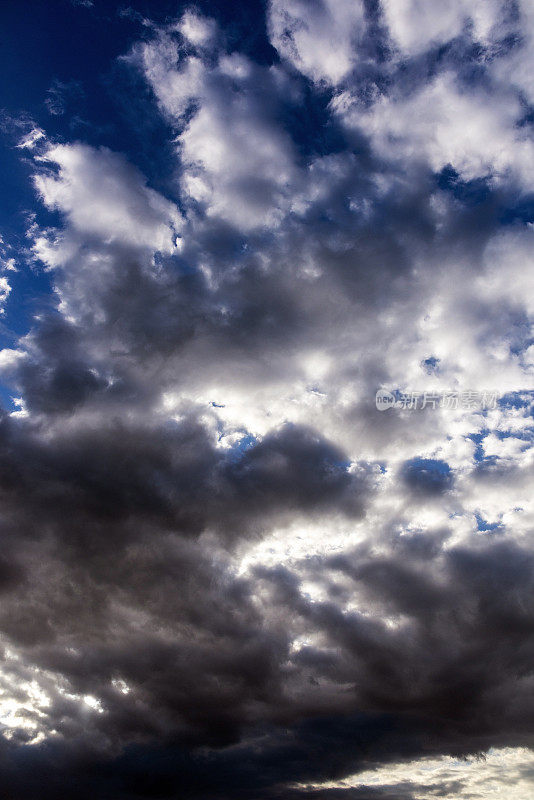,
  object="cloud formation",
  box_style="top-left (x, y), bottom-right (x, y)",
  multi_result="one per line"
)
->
top-left (0, 1), bottom-right (534, 797)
